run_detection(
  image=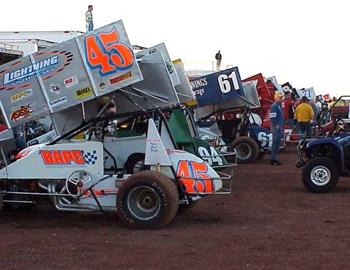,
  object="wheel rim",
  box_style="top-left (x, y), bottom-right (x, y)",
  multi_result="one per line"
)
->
top-left (127, 186), bottom-right (161, 220)
top-left (310, 166), bottom-right (331, 186)
top-left (236, 143), bottom-right (252, 160)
